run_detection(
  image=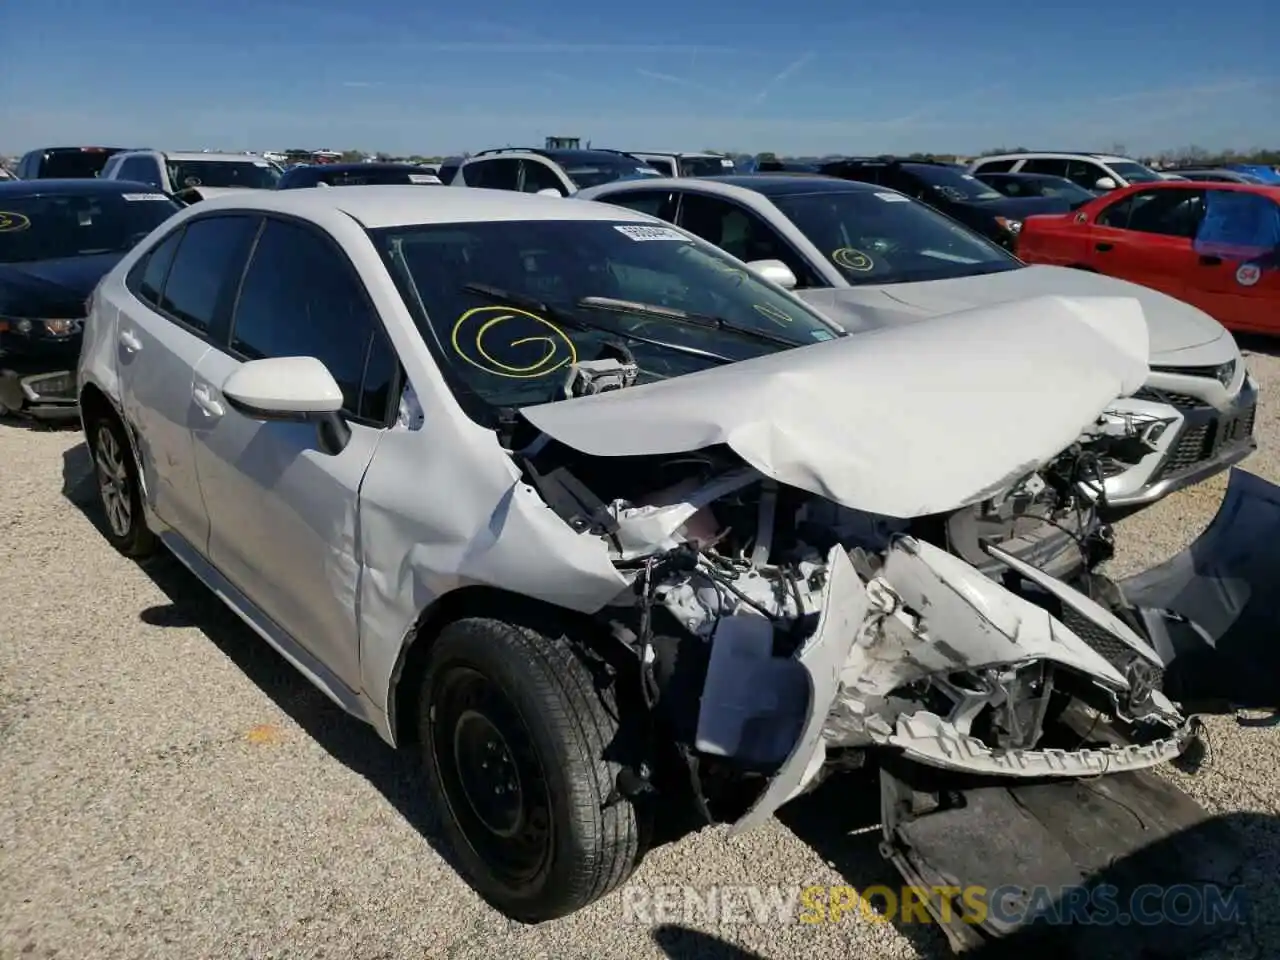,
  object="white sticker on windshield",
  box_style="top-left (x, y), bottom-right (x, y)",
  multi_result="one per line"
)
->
top-left (721, 158), bottom-right (734, 166)
top-left (875, 191), bottom-right (910, 202)
top-left (614, 224), bottom-right (692, 242)
top-left (408, 174), bottom-right (440, 183)
top-left (961, 174), bottom-right (976, 180)
top-left (253, 160), bottom-right (269, 167)
top-left (121, 193), bottom-right (170, 200)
